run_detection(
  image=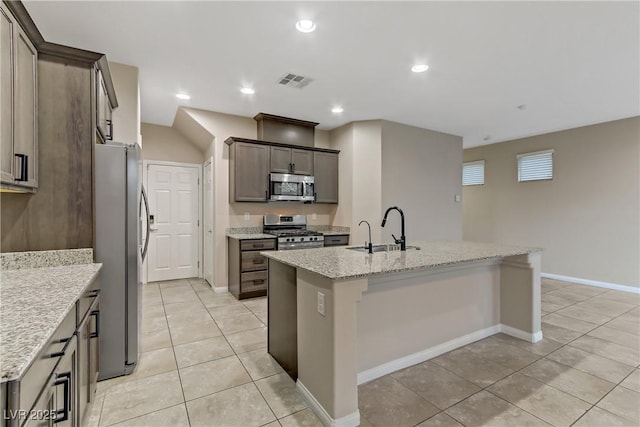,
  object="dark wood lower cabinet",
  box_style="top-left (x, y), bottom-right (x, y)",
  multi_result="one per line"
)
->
top-left (228, 237), bottom-right (275, 299)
